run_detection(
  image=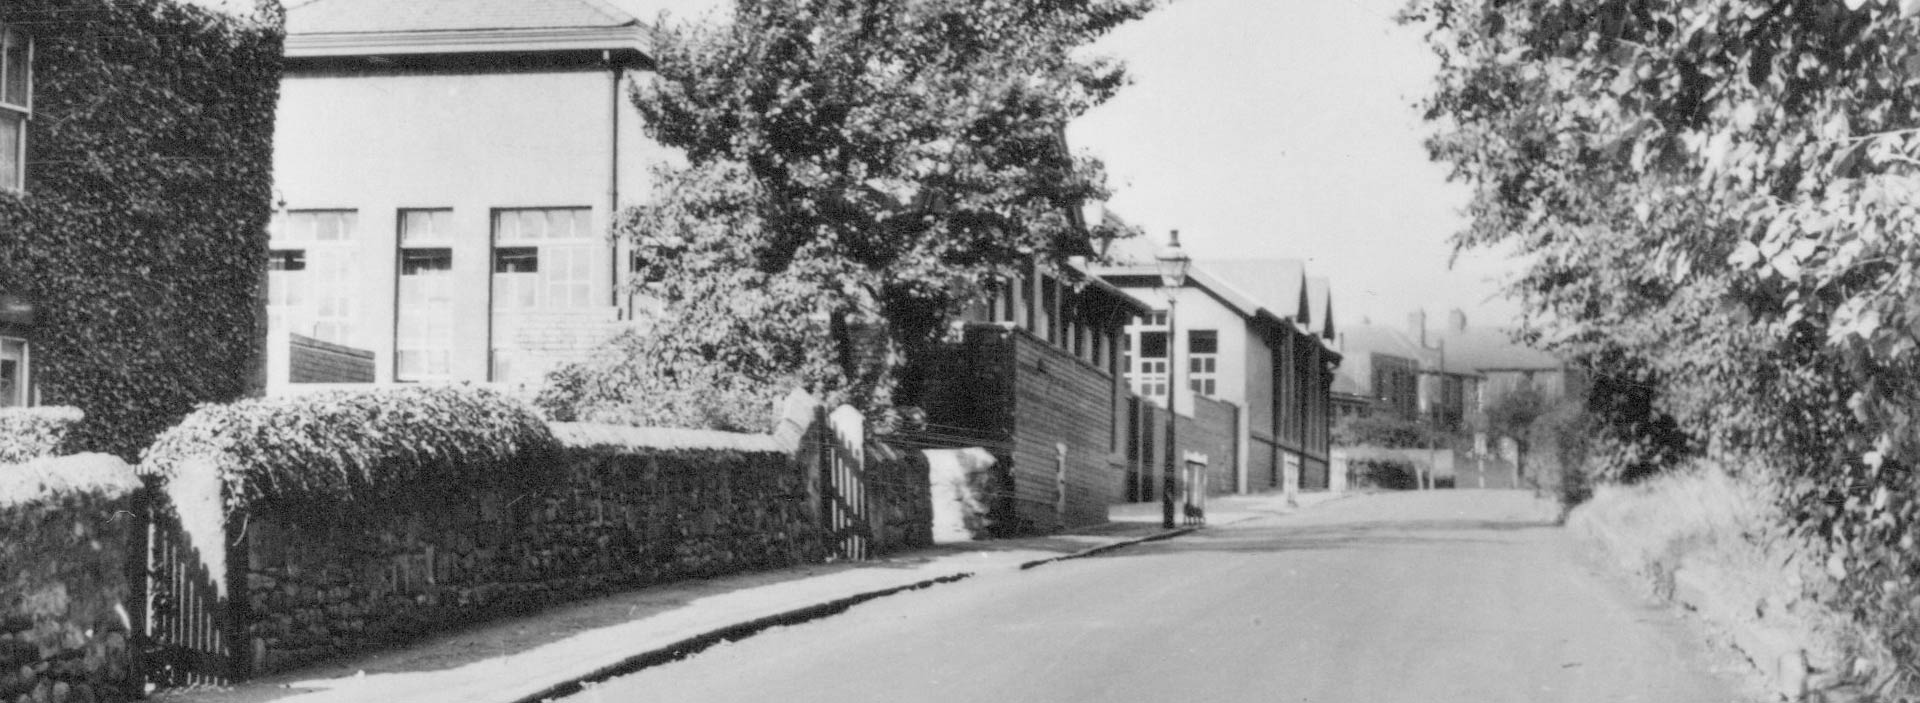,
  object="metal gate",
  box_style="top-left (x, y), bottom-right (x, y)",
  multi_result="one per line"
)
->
top-left (134, 493), bottom-right (246, 689)
top-left (1181, 452), bottom-right (1208, 526)
top-left (822, 405), bottom-right (871, 560)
